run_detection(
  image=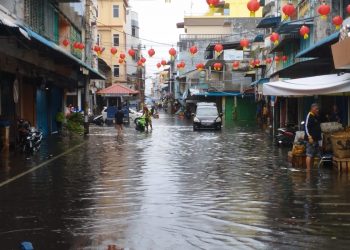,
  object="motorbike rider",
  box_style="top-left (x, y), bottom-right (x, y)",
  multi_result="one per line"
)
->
top-left (143, 106), bottom-right (152, 132)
